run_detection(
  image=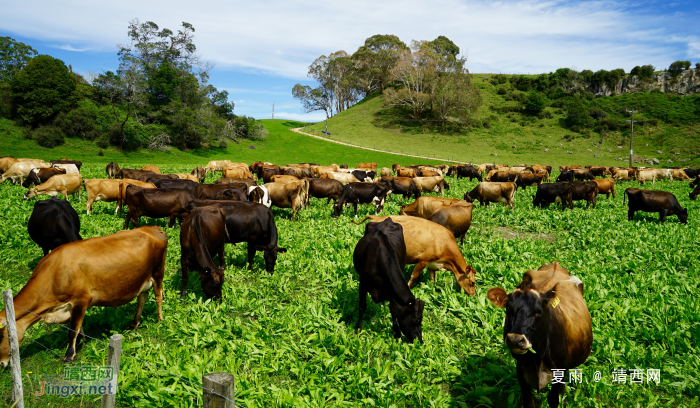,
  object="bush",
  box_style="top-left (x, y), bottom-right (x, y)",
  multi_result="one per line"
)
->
top-left (54, 100), bottom-right (98, 139)
top-left (21, 127), bottom-right (33, 140)
top-left (524, 90), bottom-right (546, 114)
top-left (34, 126), bottom-right (65, 148)
top-left (482, 120), bottom-right (491, 129)
top-left (97, 149), bottom-right (104, 156)
top-left (95, 134), bottom-right (110, 149)
top-left (696, 63), bottom-right (700, 70)
top-left (669, 60), bottom-right (691, 75)
top-left (0, 82), bottom-right (10, 118)
top-left (497, 87), bottom-right (507, 95)
top-left (218, 140), bottom-right (228, 148)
